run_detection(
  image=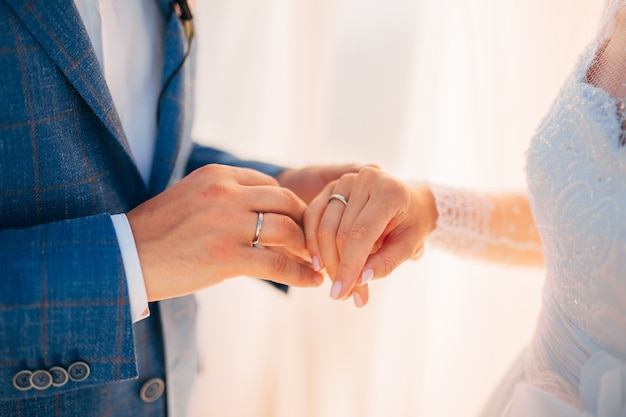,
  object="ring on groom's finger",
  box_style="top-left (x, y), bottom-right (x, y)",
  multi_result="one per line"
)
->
top-left (251, 212), bottom-right (264, 248)
top-left (328, 194), bottom-right (348, 206)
